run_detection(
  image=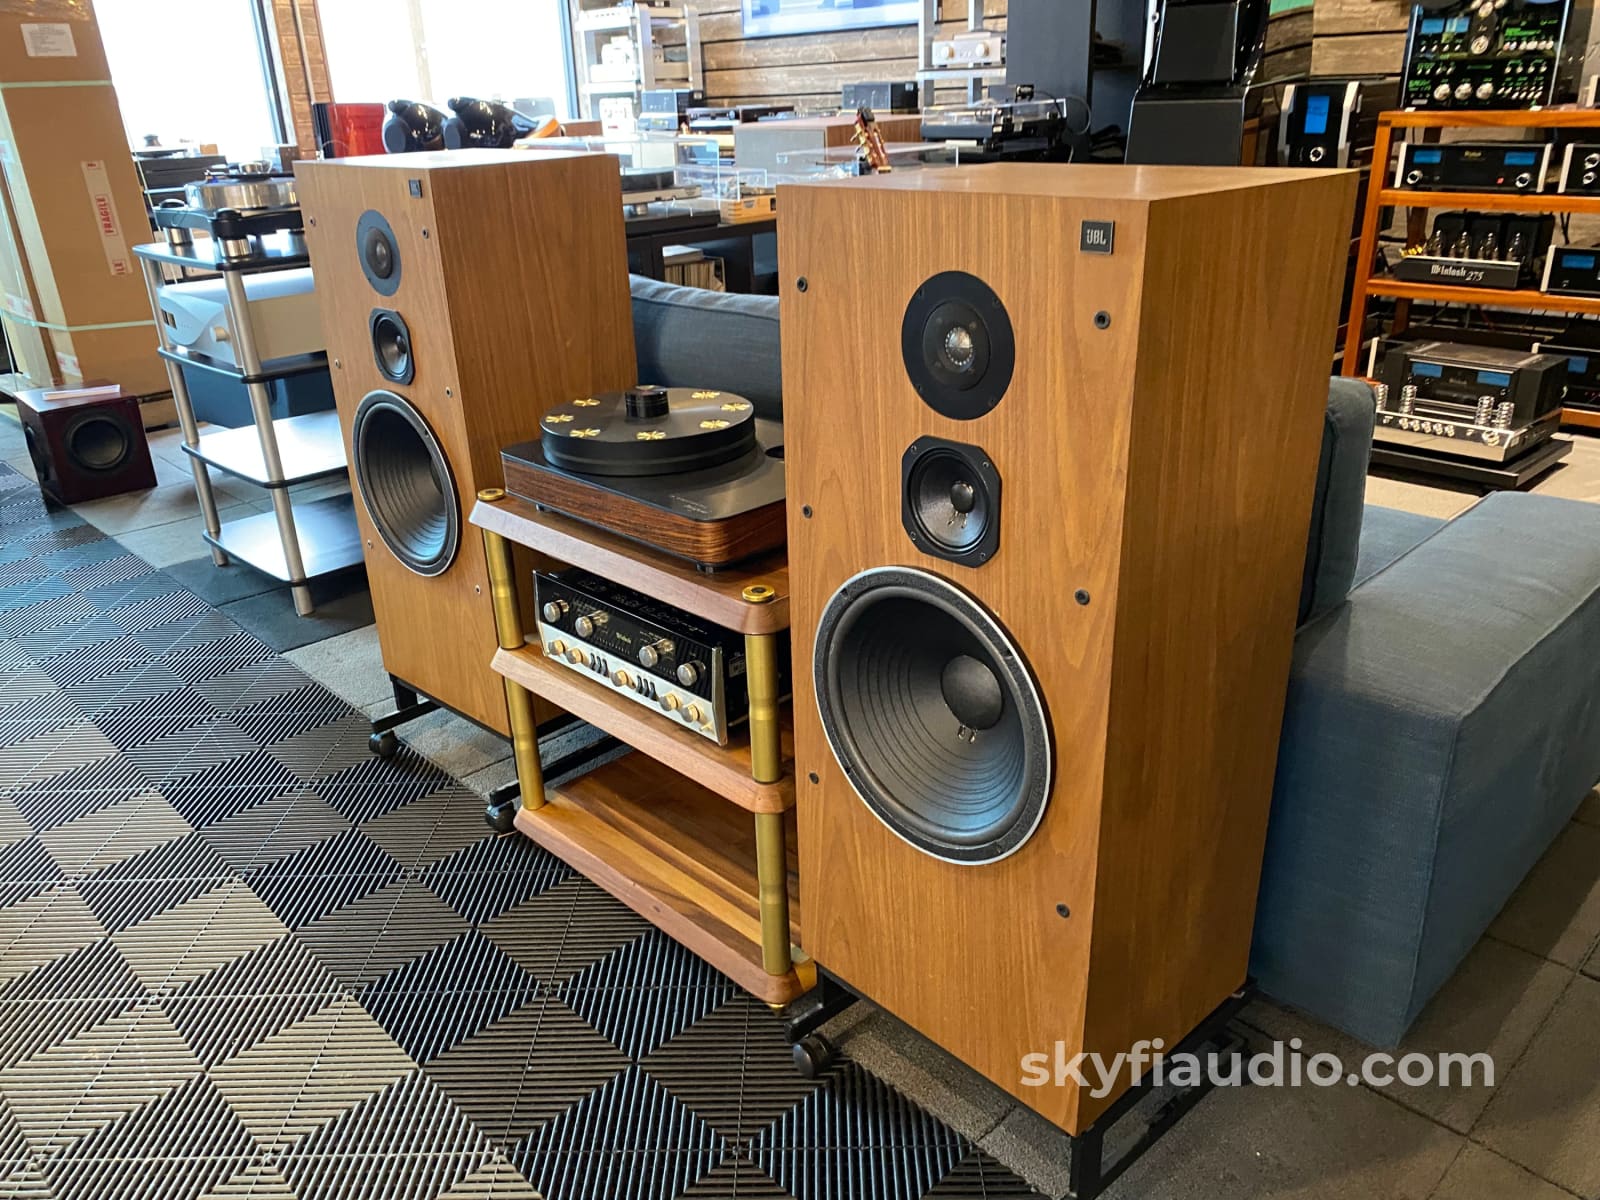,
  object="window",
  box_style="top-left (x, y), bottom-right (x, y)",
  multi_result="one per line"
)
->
top-left (319, 0), bottom-right (572, 118)
top-left (98, 0), bottom-right (282, 160)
